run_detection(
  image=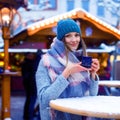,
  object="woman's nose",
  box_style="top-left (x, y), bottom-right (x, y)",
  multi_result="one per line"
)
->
top-left (71, 36), bottom-right (77, 41)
